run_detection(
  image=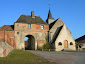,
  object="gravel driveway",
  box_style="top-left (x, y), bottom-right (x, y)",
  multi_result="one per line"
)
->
top-left (28, 50), bottom-right (85, 64)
